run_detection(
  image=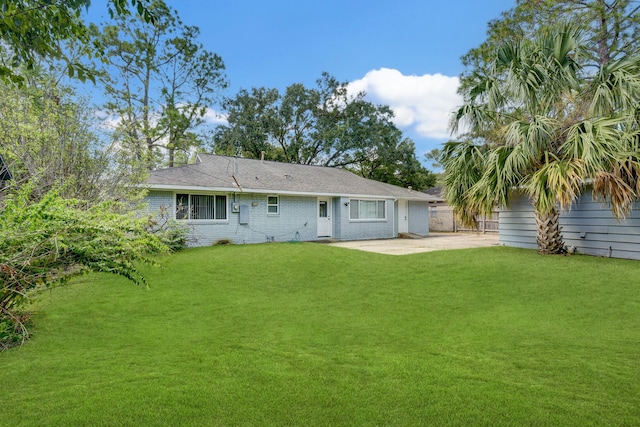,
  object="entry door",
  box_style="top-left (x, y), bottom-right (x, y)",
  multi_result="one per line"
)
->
top-left (317, 198), bottom-right (332, 237)
top-left (398, 200), bottom-right (409, 233)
